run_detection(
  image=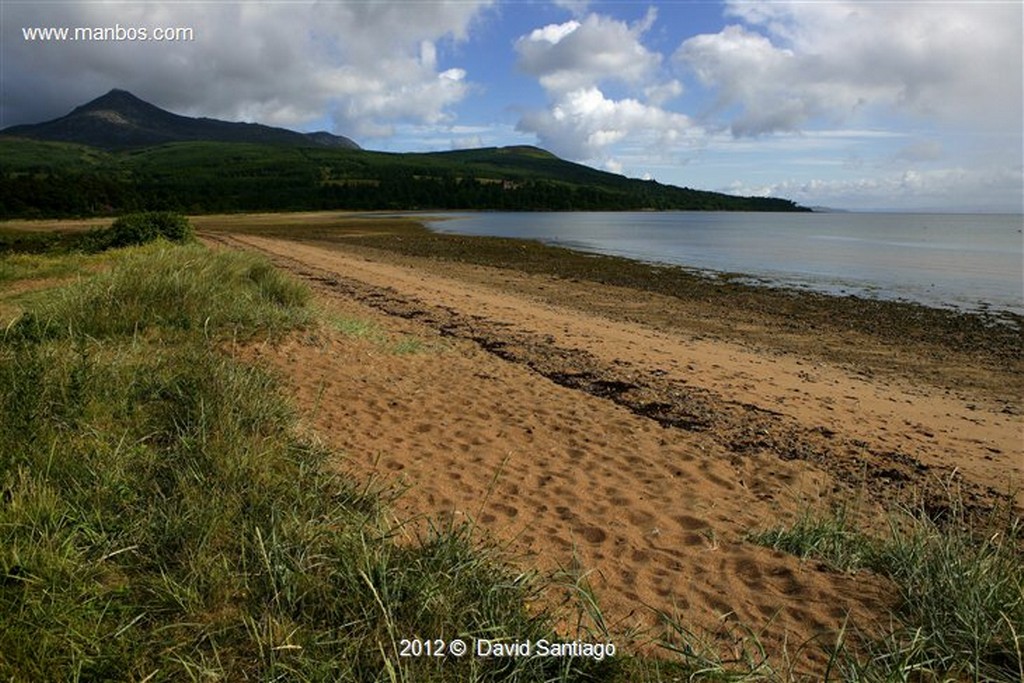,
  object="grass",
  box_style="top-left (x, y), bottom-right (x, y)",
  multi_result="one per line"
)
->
top-left (390, 336), bottom-right (427, 355)
top-left (323, 311), bottom-right (433, 355)
top-left (326, 314), bottom-right (382, 339)
top-left (0, 250), bottom-right (93, 285)
top-left (0, 240), bottom-right (631, 681)
top-left (750, 505), bottom-right (877, 575)
top-left (751, 495), bottom-right (1024, 681)
top-left (9, 242), bottom-right (311, 342)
